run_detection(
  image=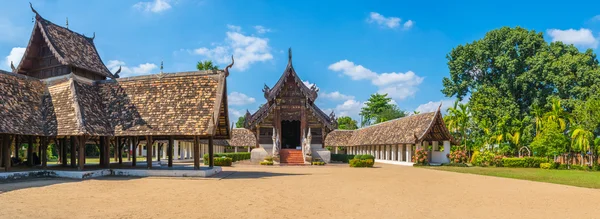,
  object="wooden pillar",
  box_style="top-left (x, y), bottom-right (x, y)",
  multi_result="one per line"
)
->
top-left (193, 136), bottom-right (200, 170)
top-left (118, 137), bottom-right (123, 165)
top-left (168, 136), bottom-right (174, 167)
top-left (146, 136), bottom-right (153, 169)
top-left (14, 135), bottom-right (20, 159)
top-left (132, 137), bottom-right (138, 167)
top-left (2, 134), bottom-right (11, 172)
top-left (41, 137), bottom-right (48, 169)
top-left (255, 126), bottom-right (260, 148)
top-left (301, 100), bottom-right (307, 140)
top-left (61, 138), bottom-right (67, 166)
top-left (78, 136), bottom-right (86, 171)
top-left (99, 138), bottom-right (105, 166)
top-left (27, 136), bottom-right (34, 167)
top-left (70, 136), bottom-right (76, 168)
top-left (208, 136), bottom-right (214, 168)
top-left (114, 137), bottom-right (120, 162)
